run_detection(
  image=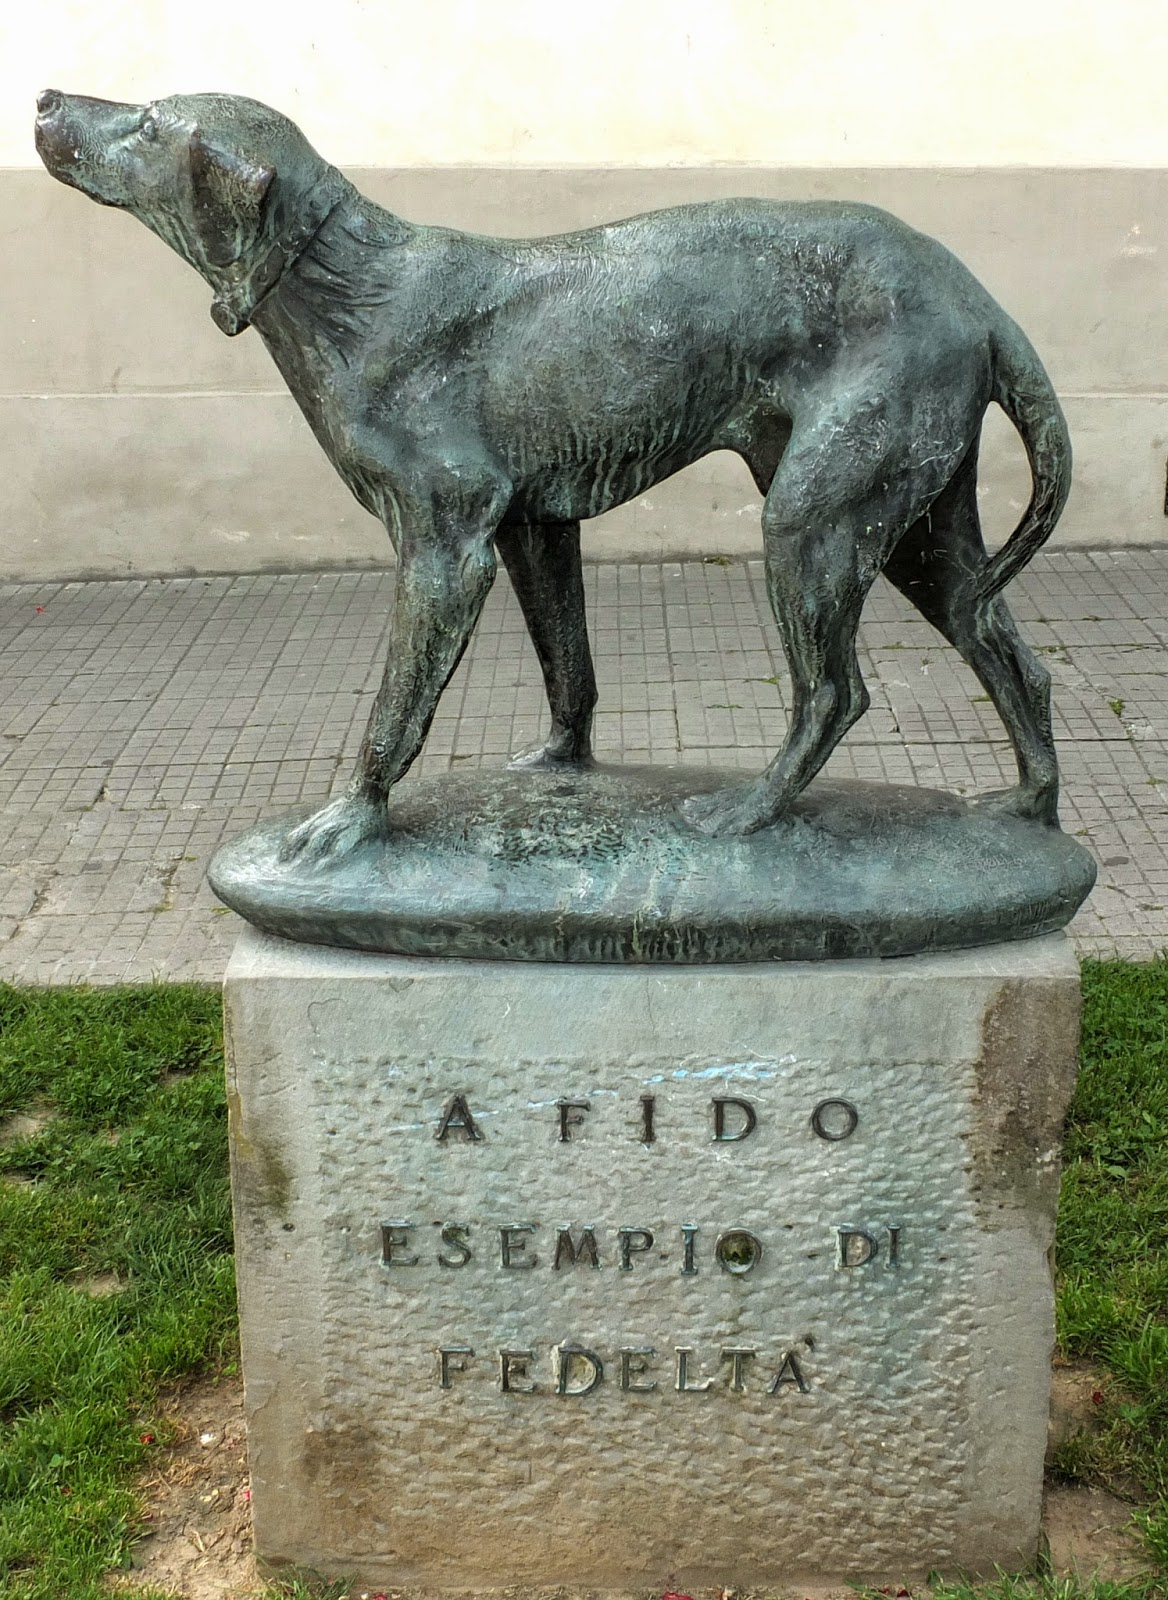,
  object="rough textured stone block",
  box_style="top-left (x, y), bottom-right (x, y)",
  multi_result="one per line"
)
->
top-left (224, 929), bottom-right (1081, 1591)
